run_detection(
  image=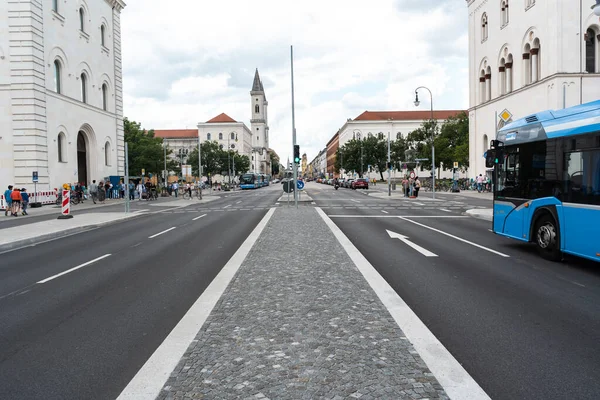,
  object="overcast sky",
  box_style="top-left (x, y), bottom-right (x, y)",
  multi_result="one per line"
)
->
top-left (121, 0), bottom-right (469, 163)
